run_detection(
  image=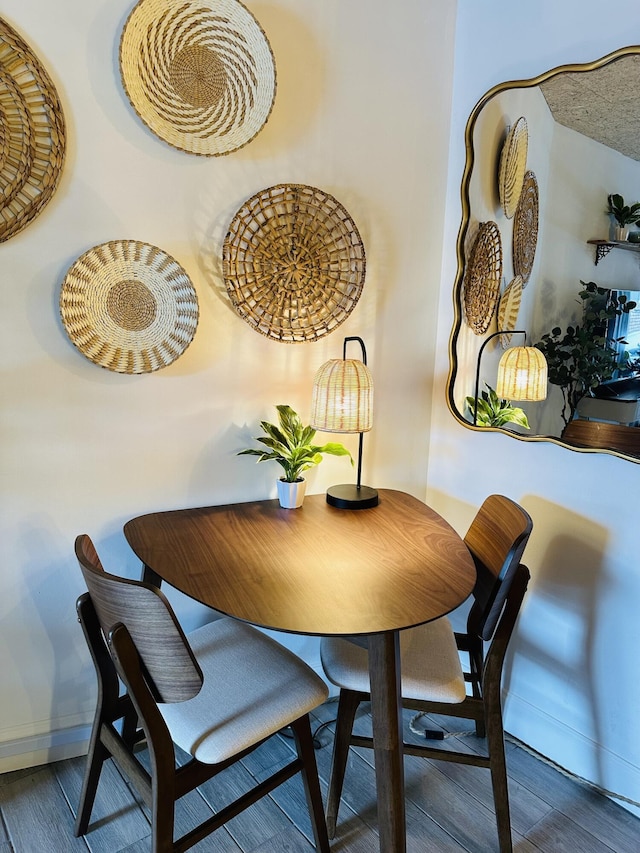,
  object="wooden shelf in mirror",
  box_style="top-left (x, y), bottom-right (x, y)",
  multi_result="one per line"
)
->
top-left (587, 239), bottom-right (640, 265)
